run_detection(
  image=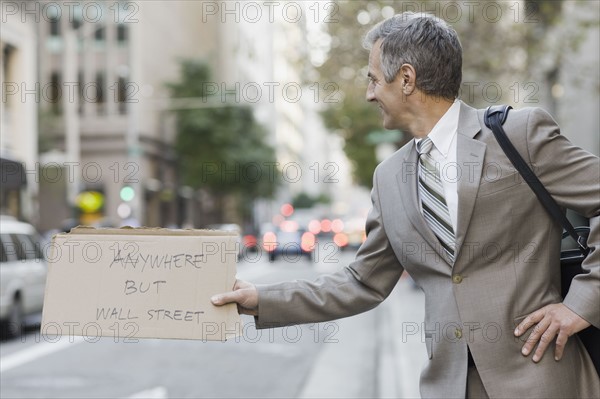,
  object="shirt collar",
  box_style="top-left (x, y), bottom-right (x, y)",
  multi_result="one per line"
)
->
top-left (416, 99), bottom-right (460, 157)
